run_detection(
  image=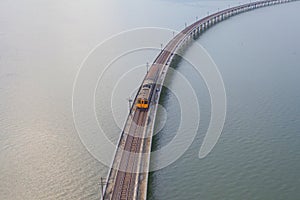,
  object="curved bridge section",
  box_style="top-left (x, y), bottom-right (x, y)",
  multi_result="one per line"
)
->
top-left (102, 0), bottom-right (297, 199)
